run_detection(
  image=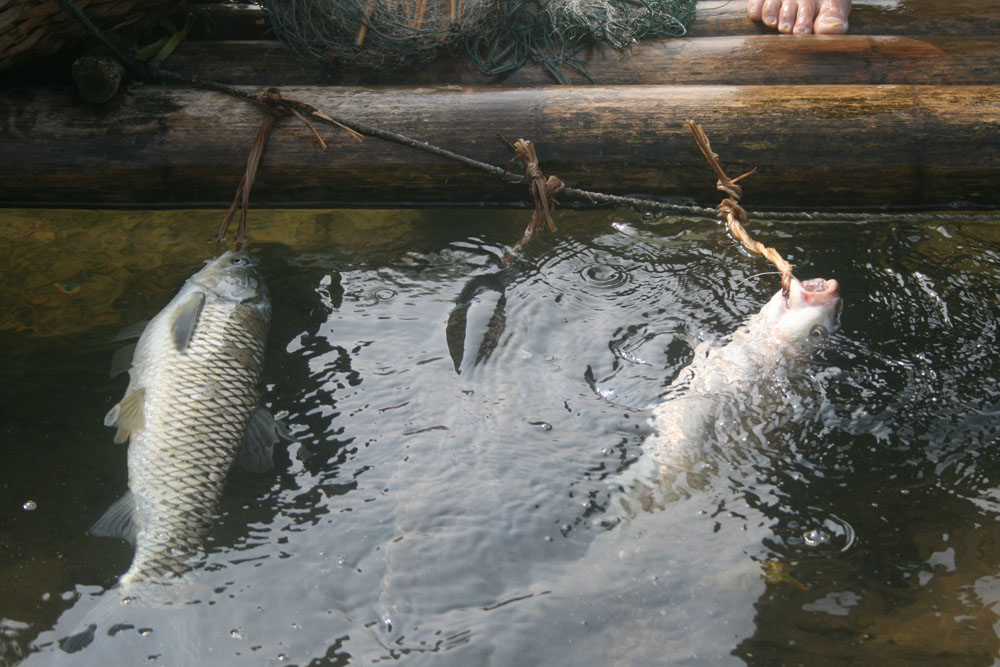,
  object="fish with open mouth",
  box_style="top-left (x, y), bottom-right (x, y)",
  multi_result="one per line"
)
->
top-left (621, 277), bottom-right (842, 511)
